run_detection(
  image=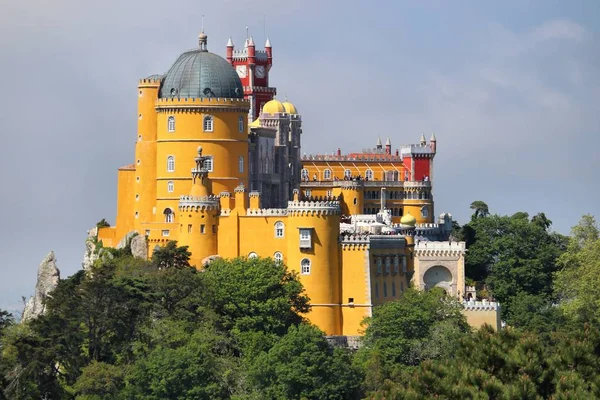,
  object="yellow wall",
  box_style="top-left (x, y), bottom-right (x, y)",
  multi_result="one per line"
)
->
top-left (463, 308), bottom-right (501, 331)
top-left (115, 167), bottom-right (136, 243)
top-left (340, 246), bottom-right (370, 336)
top-left (178, 205), bottom-right (219, 268)
top-left (302, 160), bottom-right (405, 181)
